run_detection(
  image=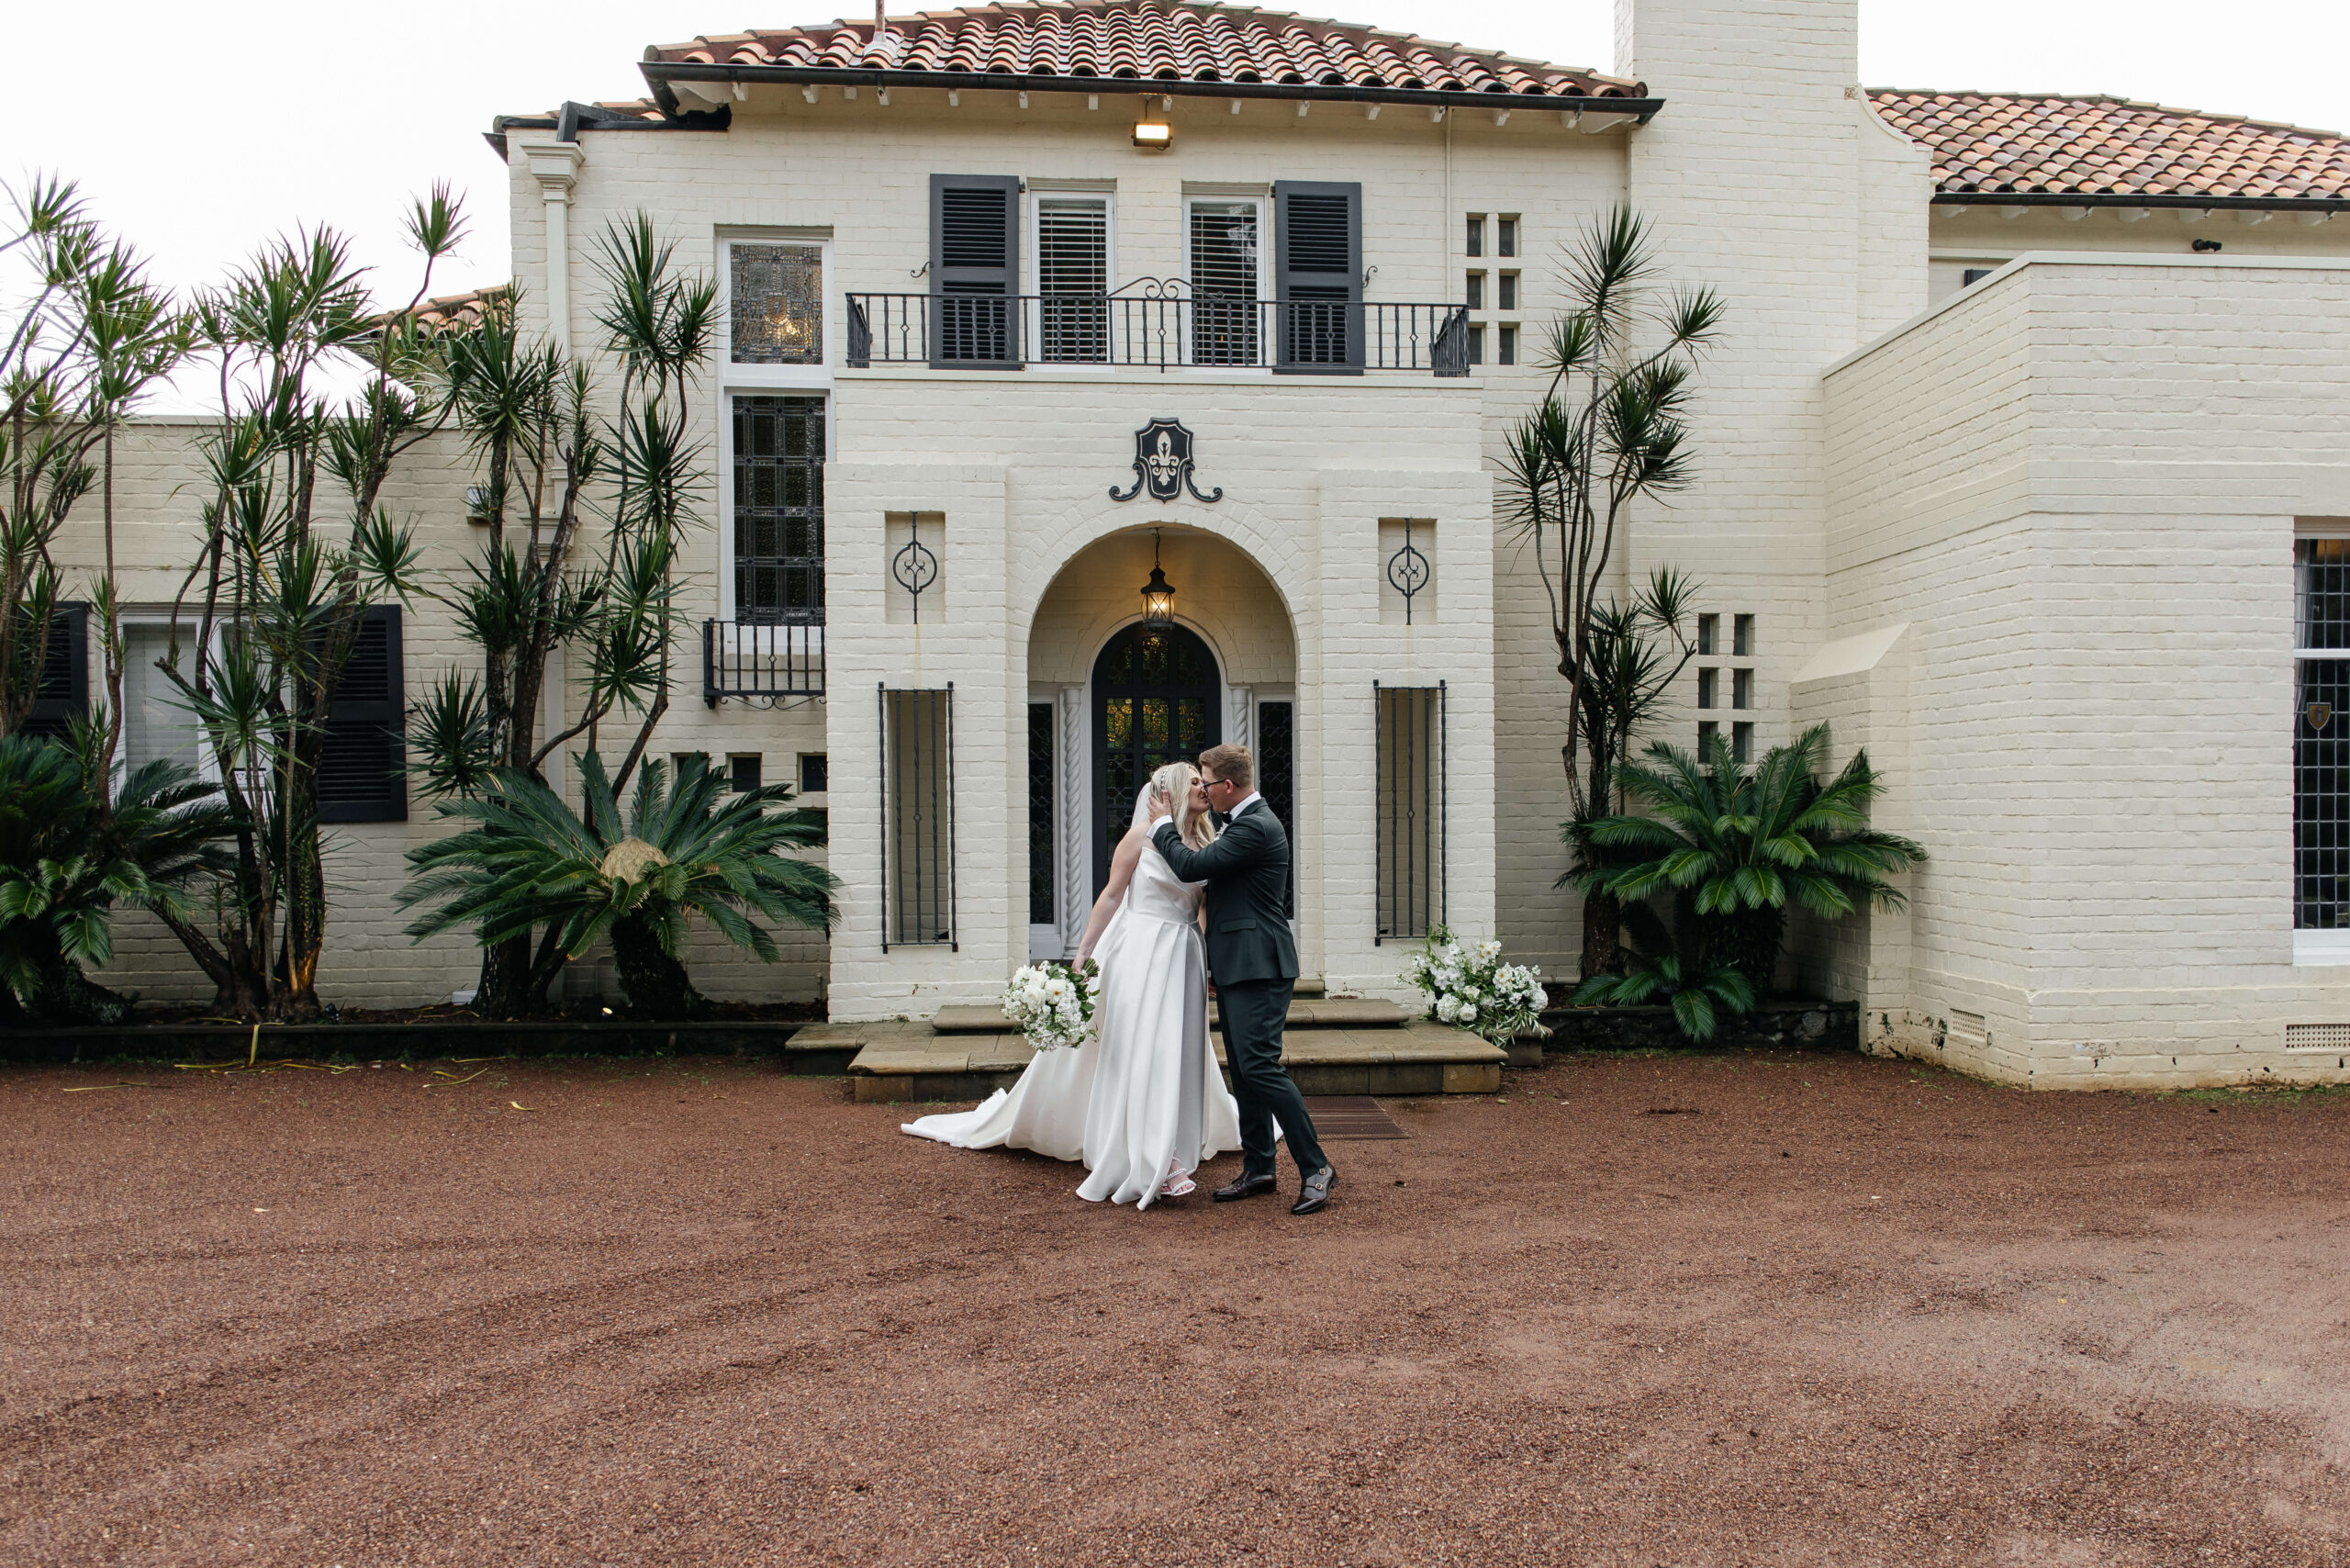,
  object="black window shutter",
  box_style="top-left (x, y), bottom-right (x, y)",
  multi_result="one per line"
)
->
top-left (316, 605), bottom-right (407, 823)
top-left (20, 602), bottom-right (89, 742)
top-left (1273, 181), bottom-right (1362, 373)
top-left (930, 174), bottom-right (1022, 368)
